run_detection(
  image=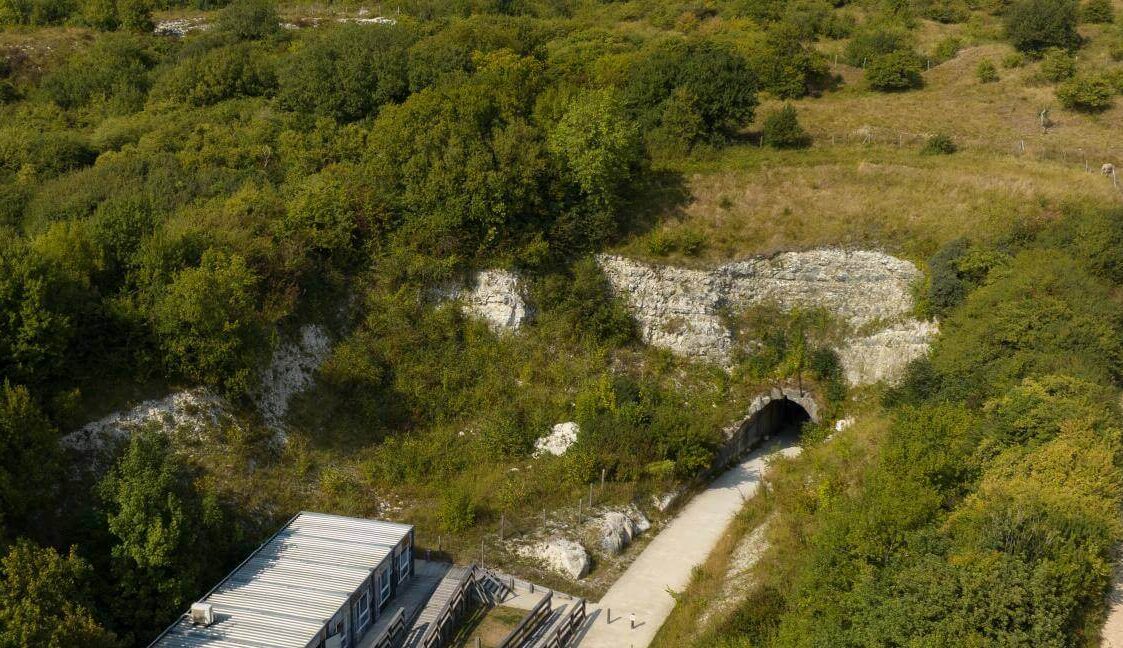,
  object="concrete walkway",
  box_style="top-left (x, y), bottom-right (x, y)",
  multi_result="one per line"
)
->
top-left (575, 435), bottom-right (801, 648)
